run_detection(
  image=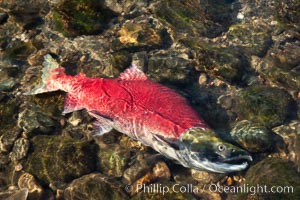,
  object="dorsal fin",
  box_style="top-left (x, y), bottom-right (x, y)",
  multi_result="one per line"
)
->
top-left (118, 64), bottom-right (148, 81)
